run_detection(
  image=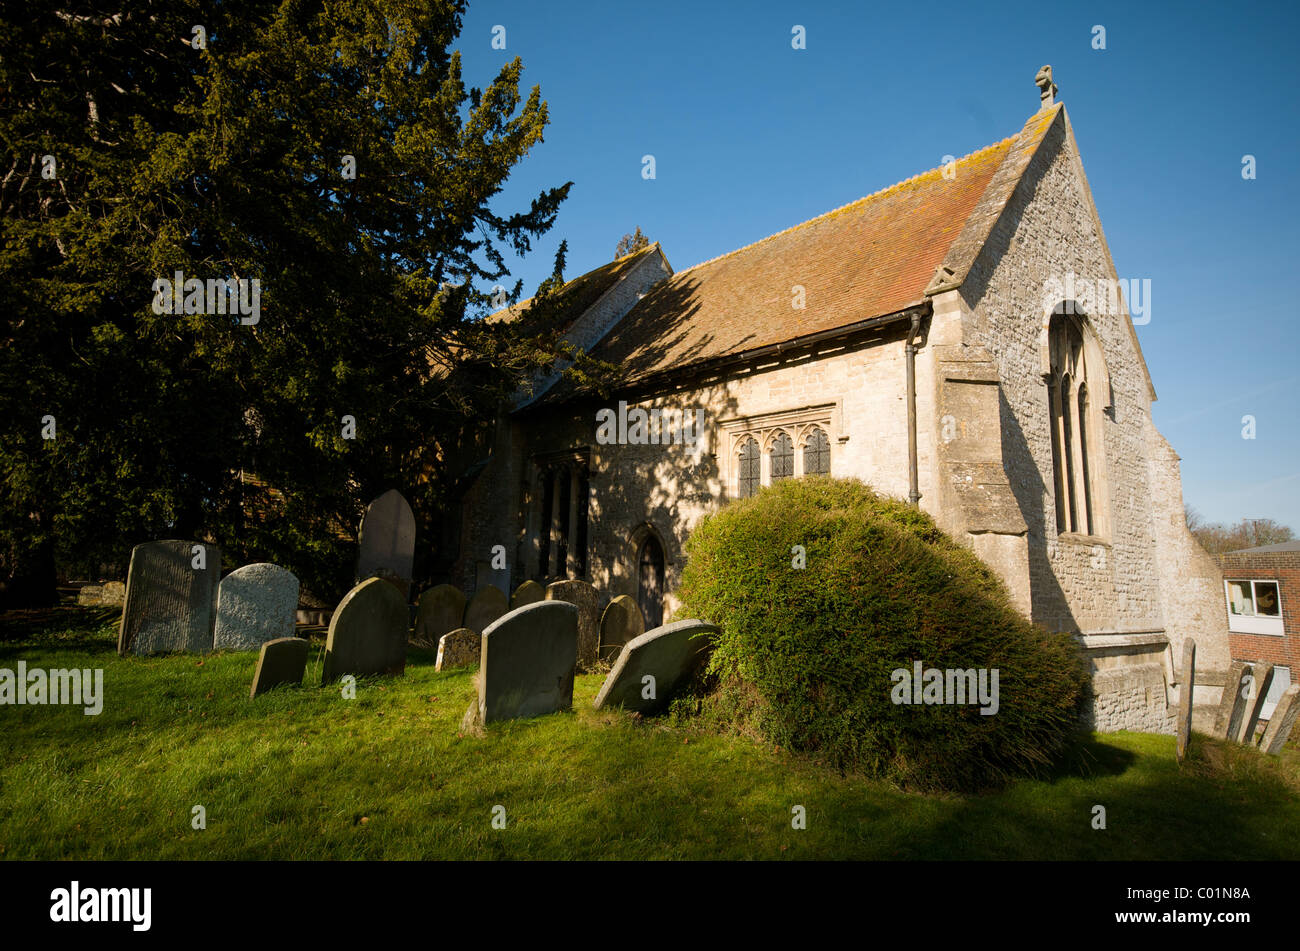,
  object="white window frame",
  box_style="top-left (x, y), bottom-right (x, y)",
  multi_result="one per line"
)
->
top-left (1224, 579), bottom-right (1285, 636)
